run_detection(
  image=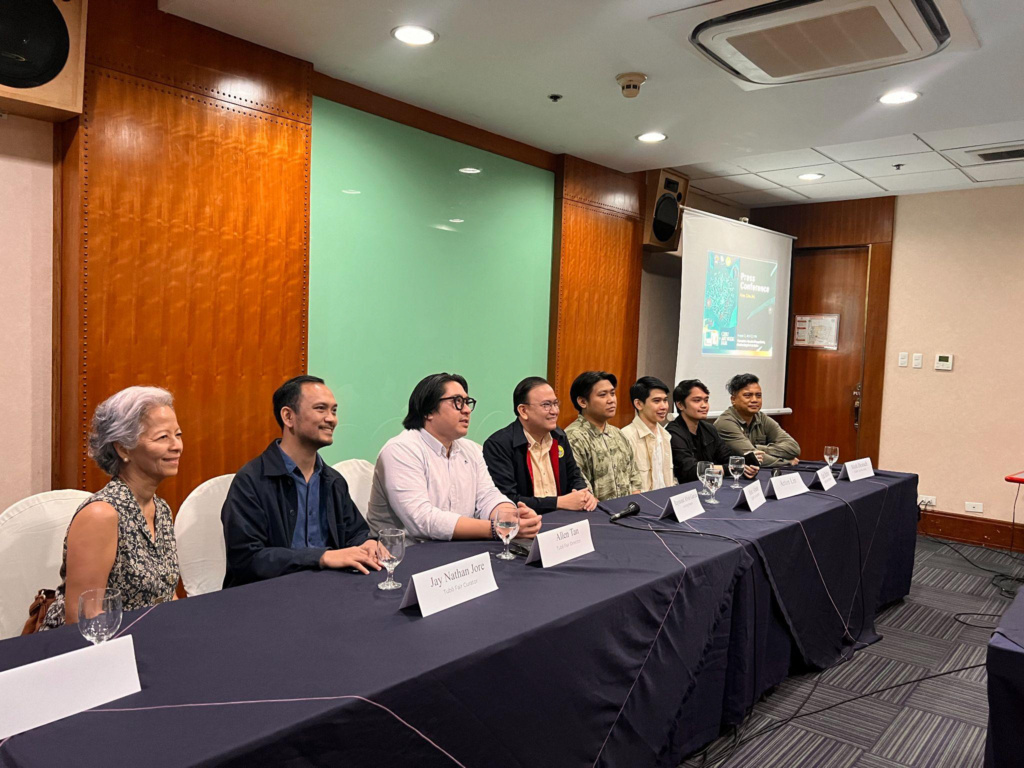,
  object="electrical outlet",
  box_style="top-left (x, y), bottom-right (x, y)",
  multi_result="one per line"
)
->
top-left (918, 495), bottom-right (936, 509)
top-left (964, 502), bottom-right (984, 514)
